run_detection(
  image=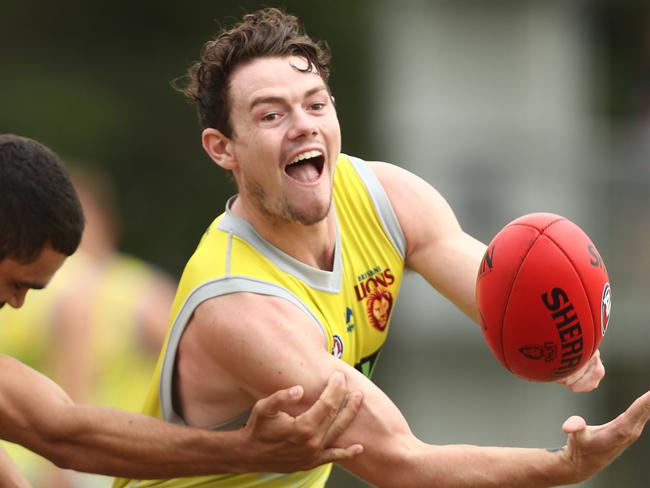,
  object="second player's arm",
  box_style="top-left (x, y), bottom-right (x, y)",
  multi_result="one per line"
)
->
top-left (0, 355), bottom-right (362, 478)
